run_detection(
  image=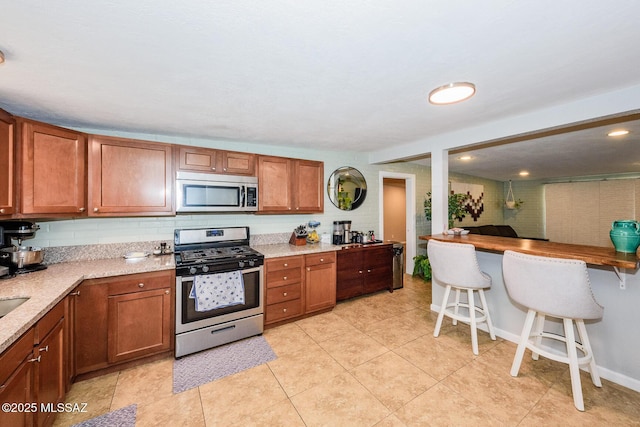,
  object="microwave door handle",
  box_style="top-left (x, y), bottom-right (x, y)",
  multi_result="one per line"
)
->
top-left (240, 185), bottom-right (246, 207)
